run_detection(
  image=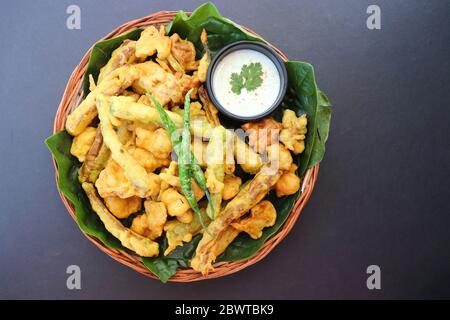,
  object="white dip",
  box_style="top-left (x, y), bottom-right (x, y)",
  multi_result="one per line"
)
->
top-left (212, 49), bottom-right (281, 118)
